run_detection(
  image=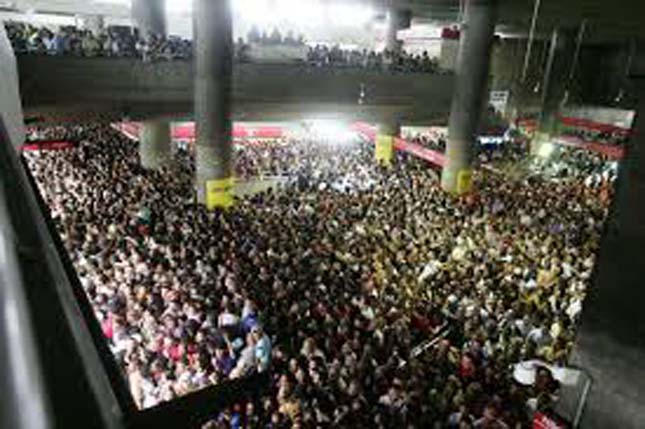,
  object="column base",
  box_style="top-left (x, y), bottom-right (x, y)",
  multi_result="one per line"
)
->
top-left (375, 134), bottom-right (394, 166)
top-left (139, 120), bottom-right (172, 171)
top-left (441, 165), bottom-right (473, 195)
top-left (197, 177), bottom-right (235, 210)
